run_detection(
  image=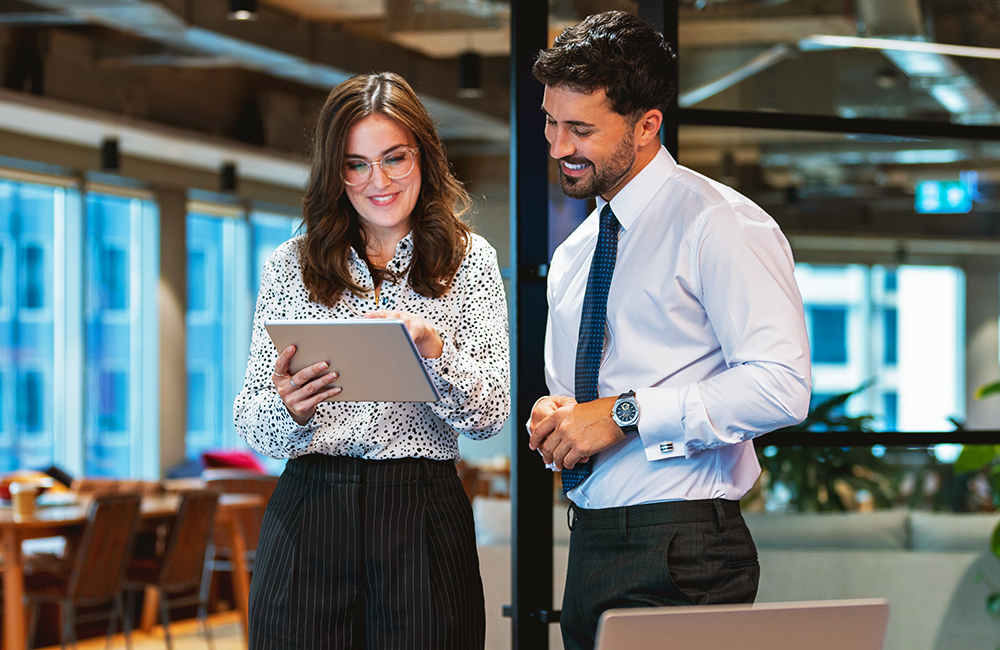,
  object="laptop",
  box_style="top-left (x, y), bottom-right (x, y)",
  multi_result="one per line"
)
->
top-left (594, 598), bottom-right (889, 650)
